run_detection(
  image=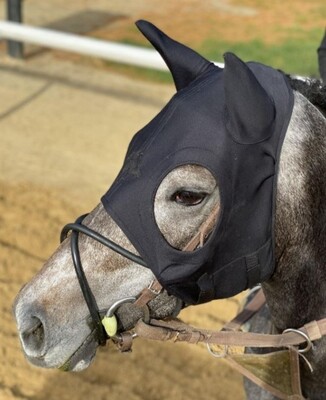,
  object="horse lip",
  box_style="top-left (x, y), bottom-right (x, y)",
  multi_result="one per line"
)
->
top-left (58, 330), bottom-right (98, 372)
